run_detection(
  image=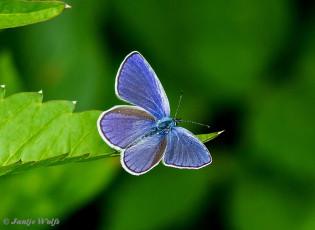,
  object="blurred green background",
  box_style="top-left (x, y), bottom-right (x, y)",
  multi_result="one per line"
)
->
top-left (0, 0), bottom-right (315, 229)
